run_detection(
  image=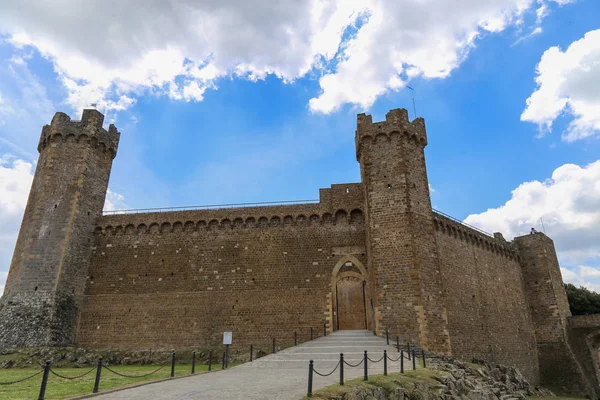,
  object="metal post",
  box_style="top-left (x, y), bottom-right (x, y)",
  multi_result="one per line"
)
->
top-left (310, 327), bottom-right (313, 341)
top-left (93, 357), bottom-right (103, 394)
top-left (363, 351), bottom-right (368, 381)
top-left (386, 329), bottom-right (389, 345)
top-left (222, 352), bottom-right (225, 369)
top-left (412, 350), bottom-right (416, 370)
top-left (396, 336), bottom-right (400, 352)
top-left (307, 360), bottom-right (314, 398)
top-left (225, 344), bottom-right (230, 368)
top-left (171, 352), bottom-right (176, 377)
top-left (384, 350), bottom-right (388, 376)
top-left (323, 323), bottom-right (326, 337)
top-left (422, 350), bottom-right (426, 368)
top-left (208, 351), bottom-right (212, 371)
top-left (192, 351), bottom-right (196, 374)
top-left (400, 350), bottom-right (404, 374)
top-left (272, 338), bottom-right (276, 354)
top-left (407, 343), bottom-right (411, 359)
top-left (340, 353), bottom-right (344, 385)
top-left (250, 344), bottom-right (253, 362)
top-left (38, 360), bottom-right (50, 400)
top-left (294, 331), bottom-right (297, 346)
